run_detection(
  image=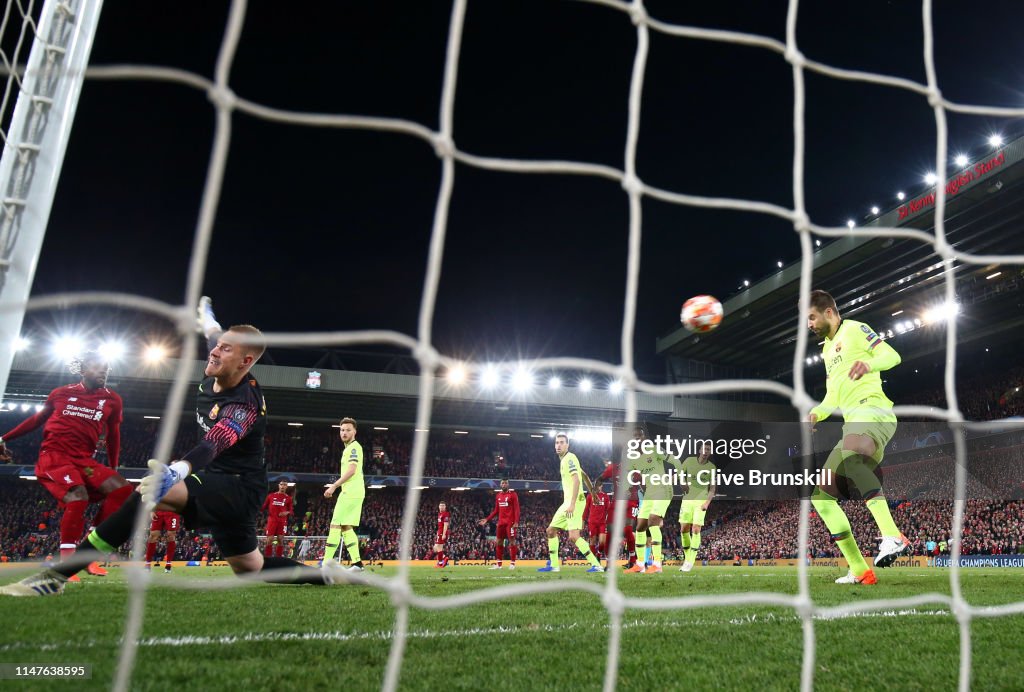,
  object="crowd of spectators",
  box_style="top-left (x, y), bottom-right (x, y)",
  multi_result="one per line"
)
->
top-left (905, 365), bottom-right (1024, 421)
top-left (2, 363), bottom-right (1023, 564)
top-left (2, 435), bottom-right (1020, 562)
top-left (0, 416), bottom-right (612, 481)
